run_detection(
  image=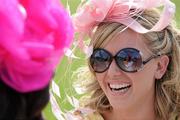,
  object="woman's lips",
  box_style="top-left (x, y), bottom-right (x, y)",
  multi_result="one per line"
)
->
top-left (108, 82), bottom-right (132, 95)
